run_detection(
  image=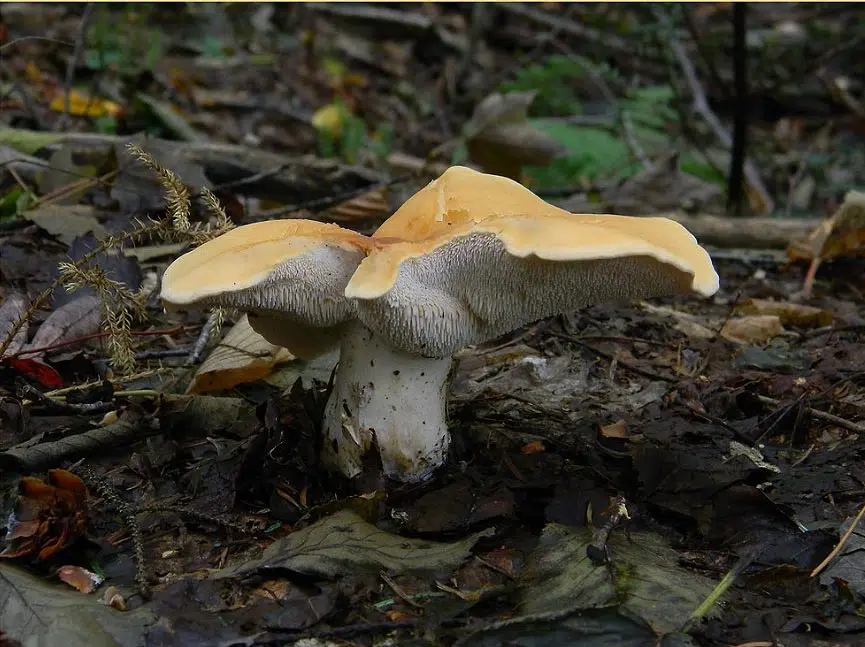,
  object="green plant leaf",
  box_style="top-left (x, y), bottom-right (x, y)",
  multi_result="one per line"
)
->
top-left (216, 509), bottom-right (494, 579)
